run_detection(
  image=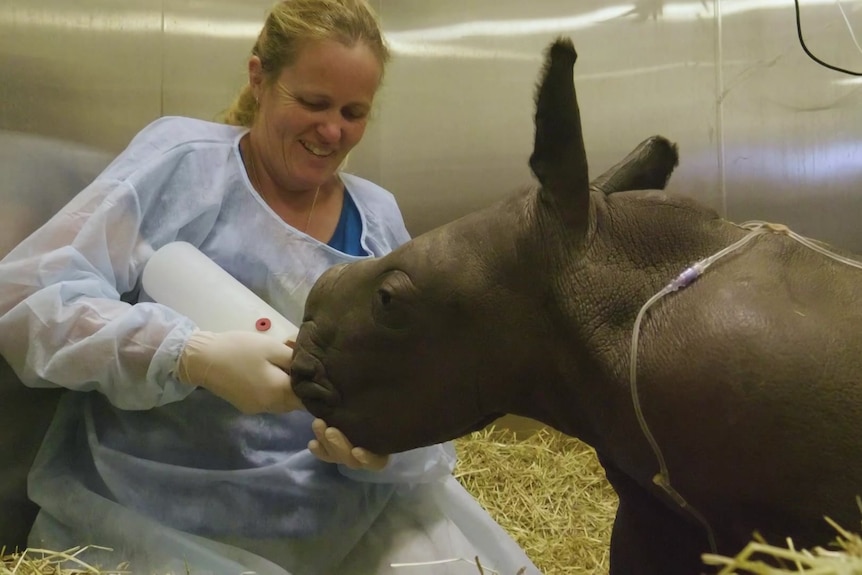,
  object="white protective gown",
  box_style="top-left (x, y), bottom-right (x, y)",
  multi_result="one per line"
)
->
top-left (0, 117), bottom-right (540, 575)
